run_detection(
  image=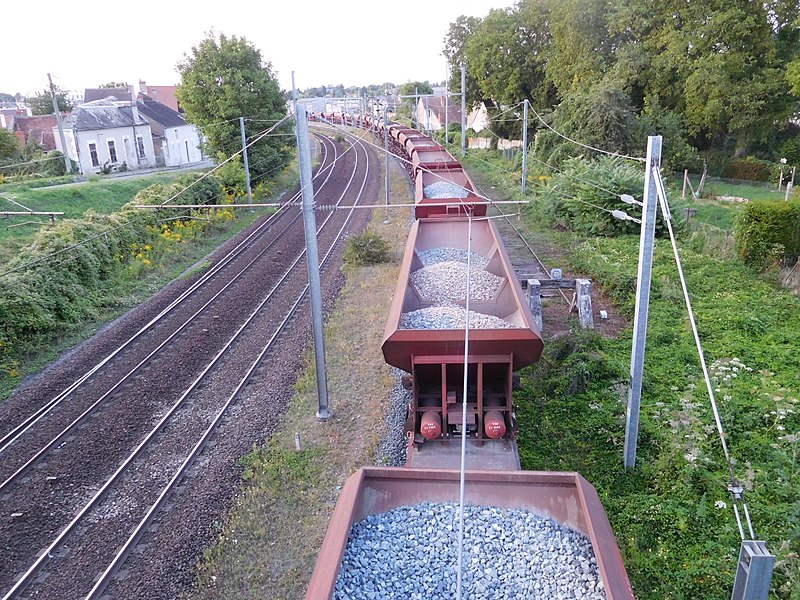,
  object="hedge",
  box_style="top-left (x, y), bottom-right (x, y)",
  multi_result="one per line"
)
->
top-left (734, 200), bottom-right (800, 269)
